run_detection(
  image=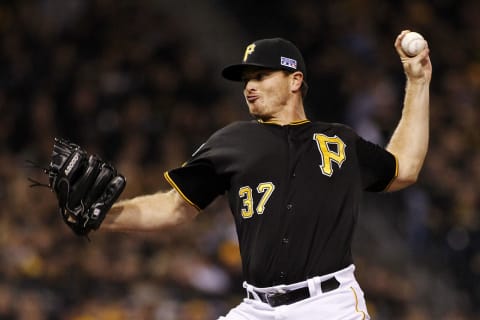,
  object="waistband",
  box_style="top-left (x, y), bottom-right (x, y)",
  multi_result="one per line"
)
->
top-left (243, 264), bottom-right (356, 307)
